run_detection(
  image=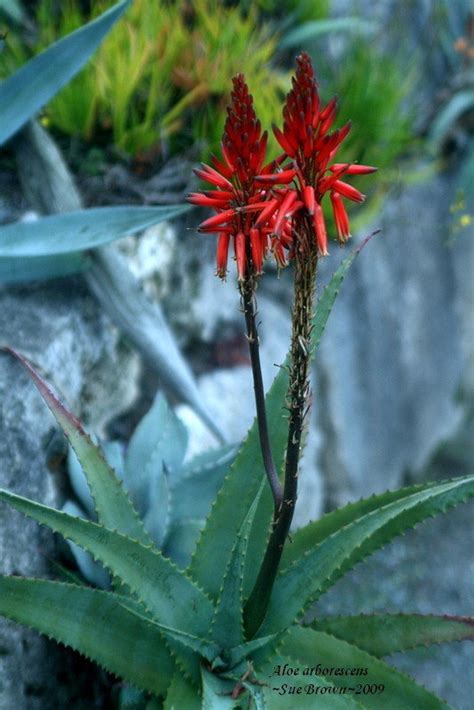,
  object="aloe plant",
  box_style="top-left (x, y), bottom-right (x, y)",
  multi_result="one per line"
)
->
top-left (0, 243), bottom-right (473, 708)
top-left (1, 50), bottom-right (473, 710)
